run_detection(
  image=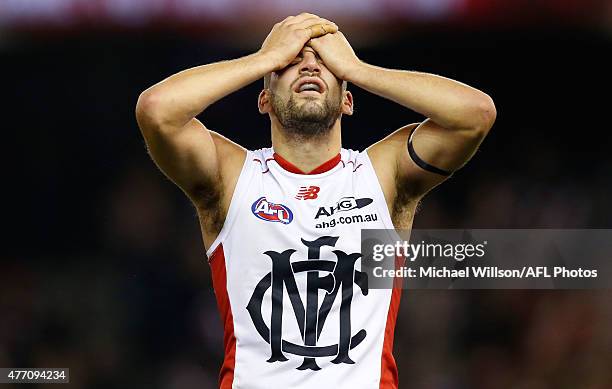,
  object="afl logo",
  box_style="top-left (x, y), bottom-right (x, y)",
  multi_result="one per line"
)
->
top-left (252, 197), bottom-right (293, 224)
